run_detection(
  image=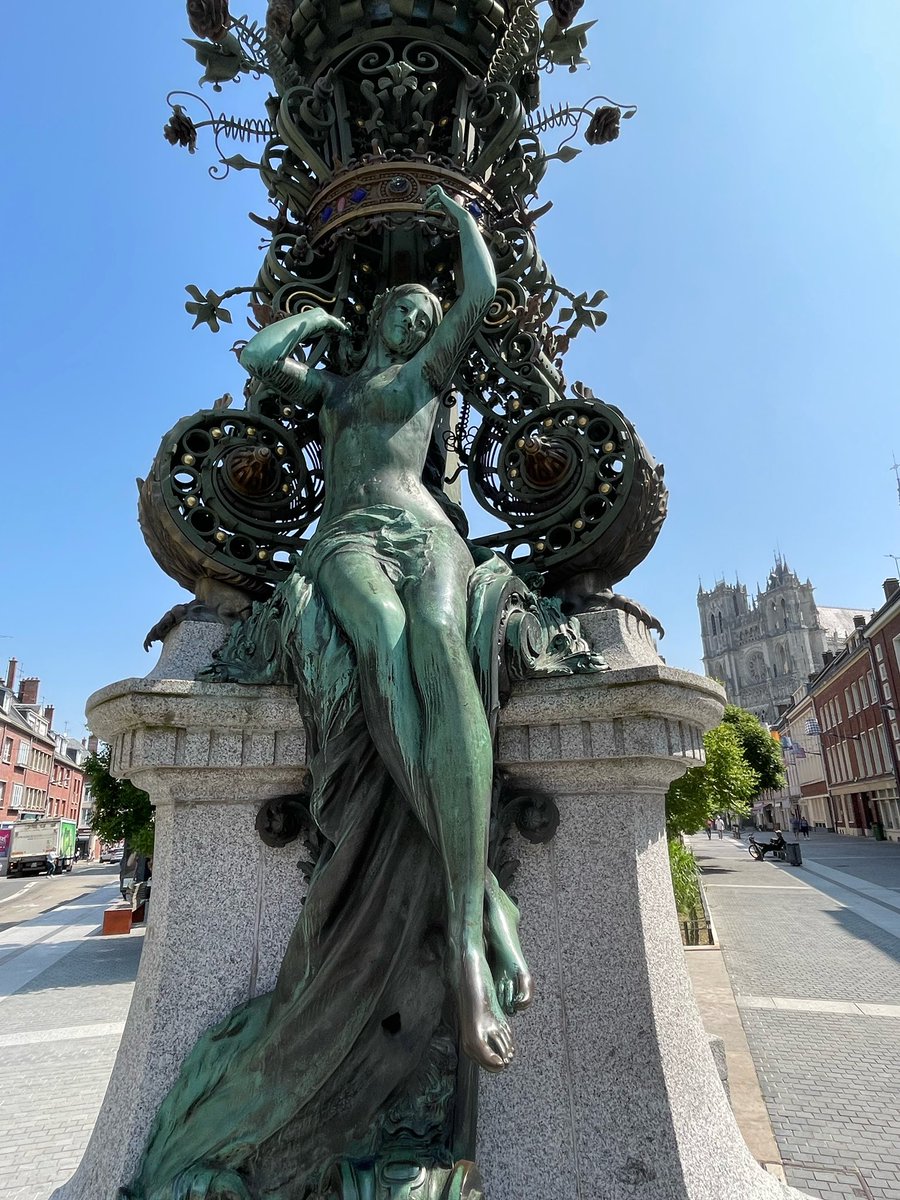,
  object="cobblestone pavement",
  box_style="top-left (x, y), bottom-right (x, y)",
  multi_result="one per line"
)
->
top-left (690, 831), bottom-right (900, 1200)
top-left (0, 884), bottom-right (143, 1200)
